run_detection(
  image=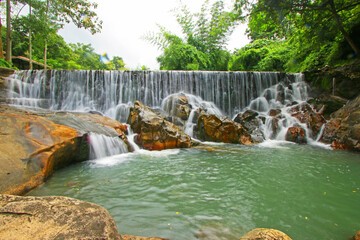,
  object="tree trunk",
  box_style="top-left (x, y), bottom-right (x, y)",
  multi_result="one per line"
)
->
top-left (44, 0), bottom-right (49, 70)
top-left (329, 0), bottom-right (359, 57)
top-left (5, 0), bottom-right (12, 62)
top-left (29, 1), bottom-right (33, 70)
top-left (0, 18), bottom-right (4, 59)
top-left (44, 40), bottom-right (47, 70)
